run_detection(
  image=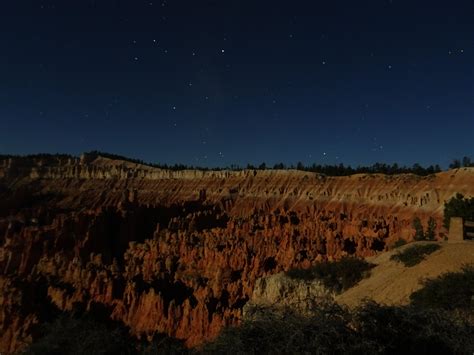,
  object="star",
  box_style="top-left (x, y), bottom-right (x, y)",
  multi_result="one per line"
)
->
top-left (322, 61), bottom-right (326, 65)
top-left (134, 57), bottom-right (139, 61)
top-left (221, 49), bottom-right (225, 53)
